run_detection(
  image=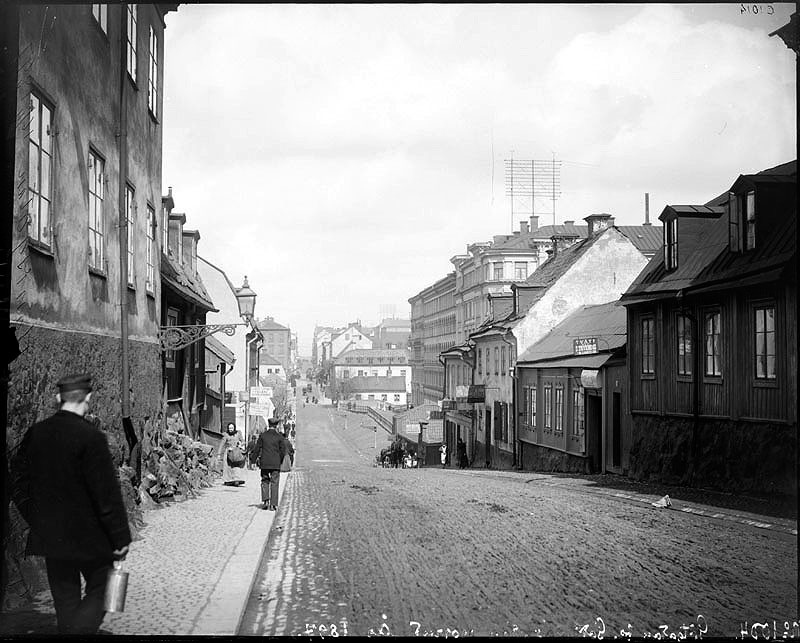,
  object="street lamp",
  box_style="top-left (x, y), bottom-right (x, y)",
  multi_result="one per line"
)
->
top-left (158, 276), bottom-right (258, 351)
